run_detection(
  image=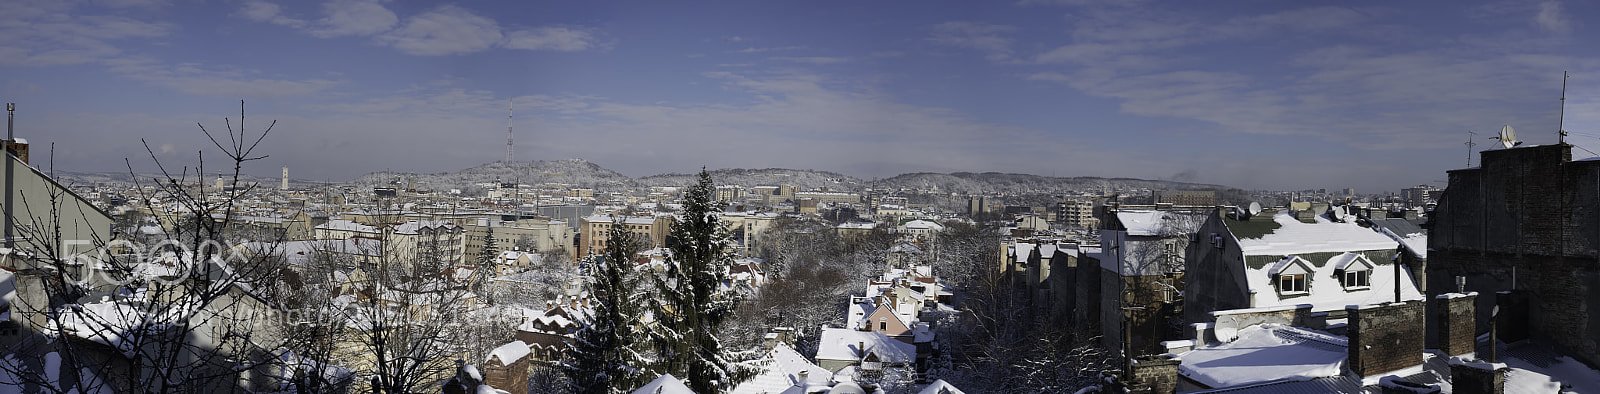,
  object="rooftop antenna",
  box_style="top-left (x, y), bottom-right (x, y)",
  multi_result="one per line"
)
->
top-left (1466, 131), bottom-right (1476, 167)
top-left (1559, 71), bottom-right (1570, 144)
top-left (506, 99), bottom-right (515, 163)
